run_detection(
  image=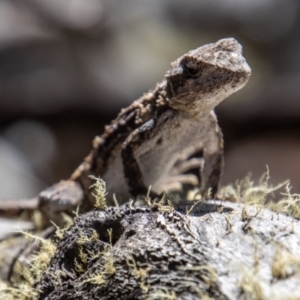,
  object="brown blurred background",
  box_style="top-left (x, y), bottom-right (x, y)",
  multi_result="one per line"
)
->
top-left (0, 0), bottom-right (300, 199)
